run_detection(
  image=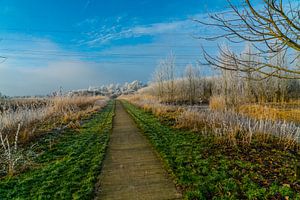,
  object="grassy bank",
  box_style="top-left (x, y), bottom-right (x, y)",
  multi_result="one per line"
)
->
top-left (0, 101), bottom-right (115, 200)
top-left (122, 100), bottom-right (300, 199)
